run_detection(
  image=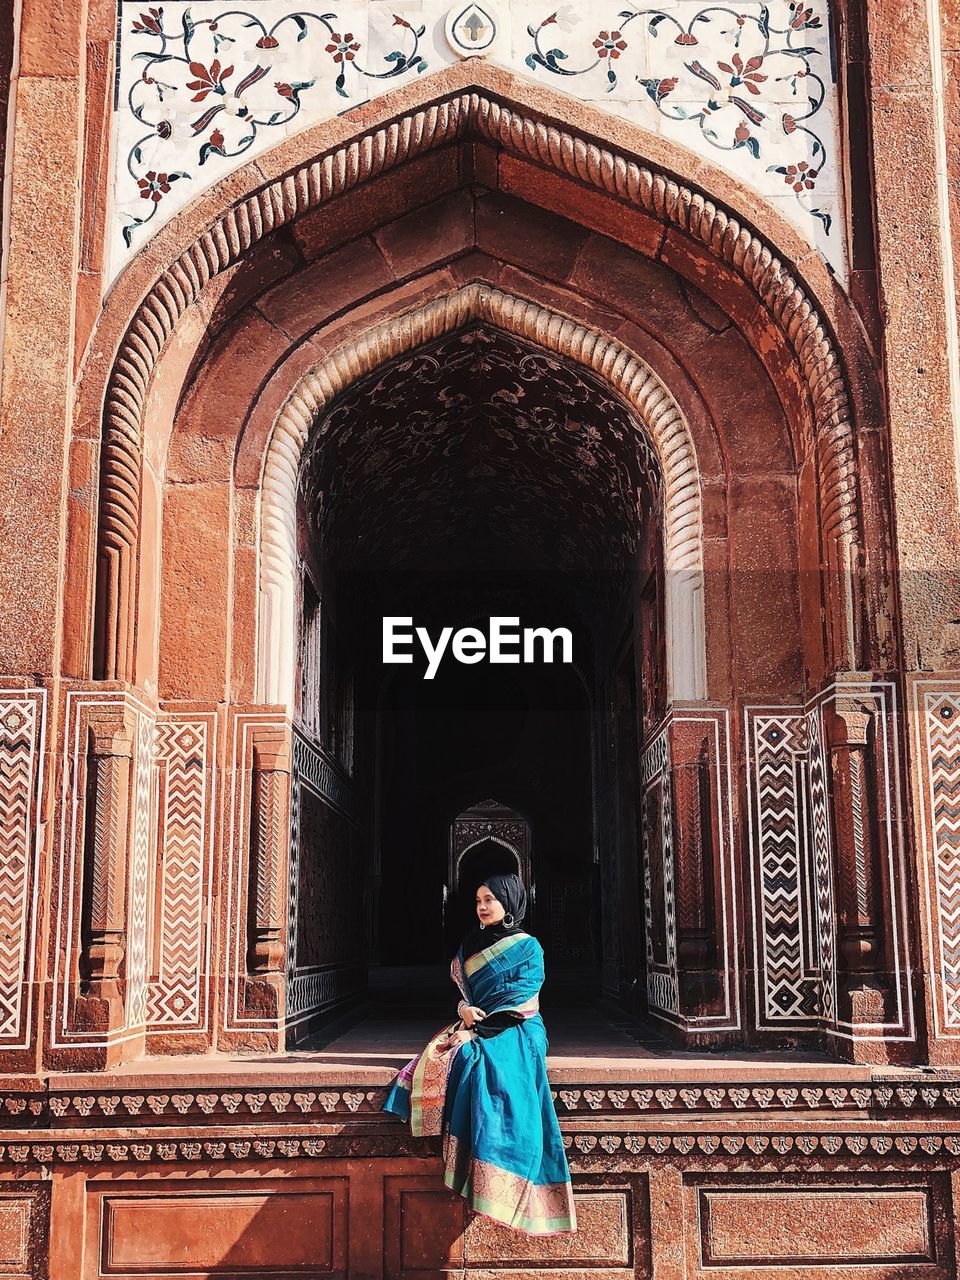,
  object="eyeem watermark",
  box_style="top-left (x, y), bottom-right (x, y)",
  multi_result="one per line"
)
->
top-left (382, 616), bottom-right (574, 680)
